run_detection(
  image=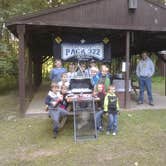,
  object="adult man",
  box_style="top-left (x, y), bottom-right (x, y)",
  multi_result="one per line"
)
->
top-left (50, 59), bottom-right (67, 83)
top-left (136, 52), bottom-right (155, 105)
